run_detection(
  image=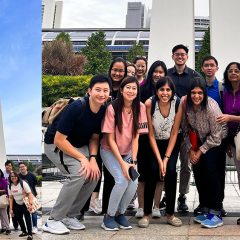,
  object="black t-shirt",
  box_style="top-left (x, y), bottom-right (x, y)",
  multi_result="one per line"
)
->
top-left (44, 96), bottom-right (106, 148)
top-left (19, 172), bottom-right (38, 196)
